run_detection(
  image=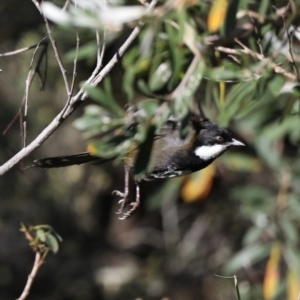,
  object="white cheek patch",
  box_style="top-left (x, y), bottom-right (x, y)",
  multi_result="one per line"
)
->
top-left (194, 144), bottom-right (226, 161)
